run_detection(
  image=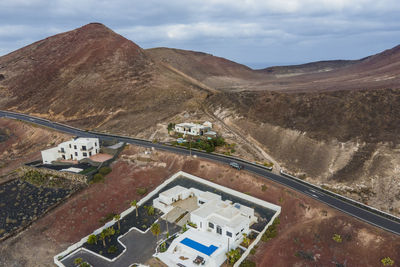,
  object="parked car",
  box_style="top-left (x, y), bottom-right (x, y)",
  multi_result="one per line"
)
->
top-left (229, 162), bottom-right (243, 170)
